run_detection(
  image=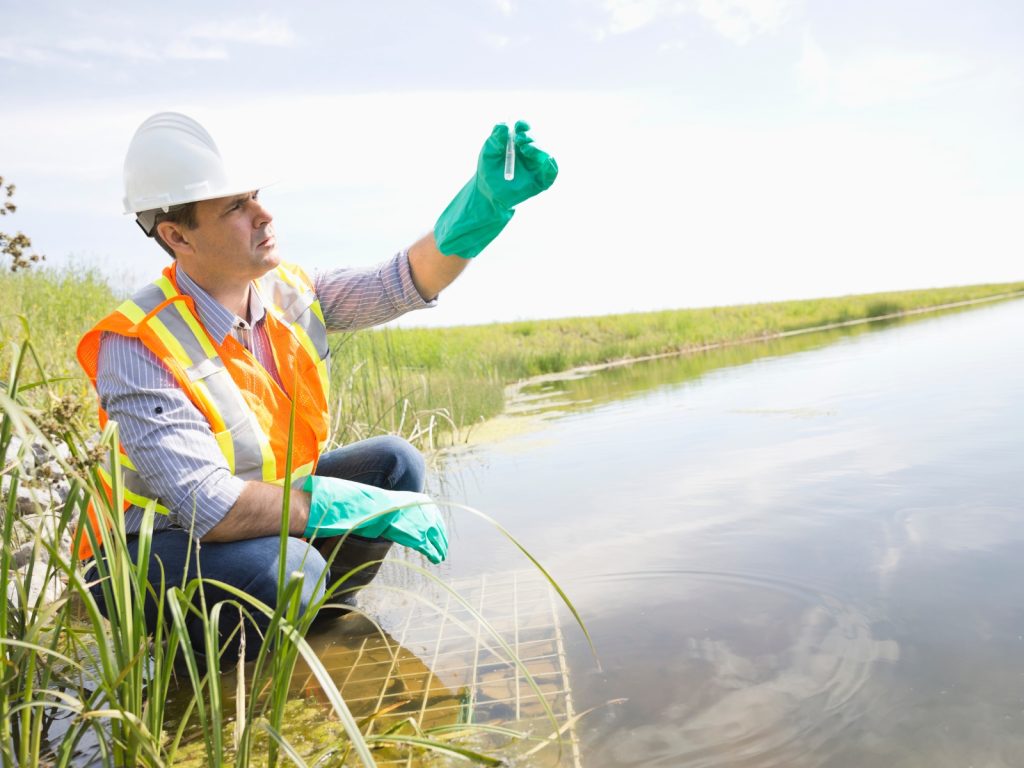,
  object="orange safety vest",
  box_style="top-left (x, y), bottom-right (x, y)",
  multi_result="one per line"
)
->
top-left (75, 261), bottom-right (331, 560)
